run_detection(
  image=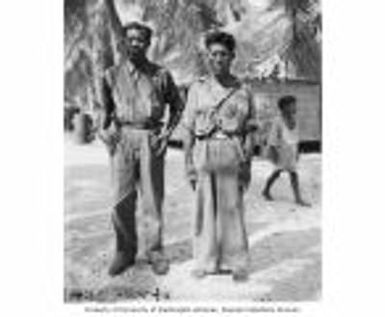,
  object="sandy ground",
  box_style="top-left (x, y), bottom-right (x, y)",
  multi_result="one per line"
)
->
top-left (64, 136), bottom-right (321, 303)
